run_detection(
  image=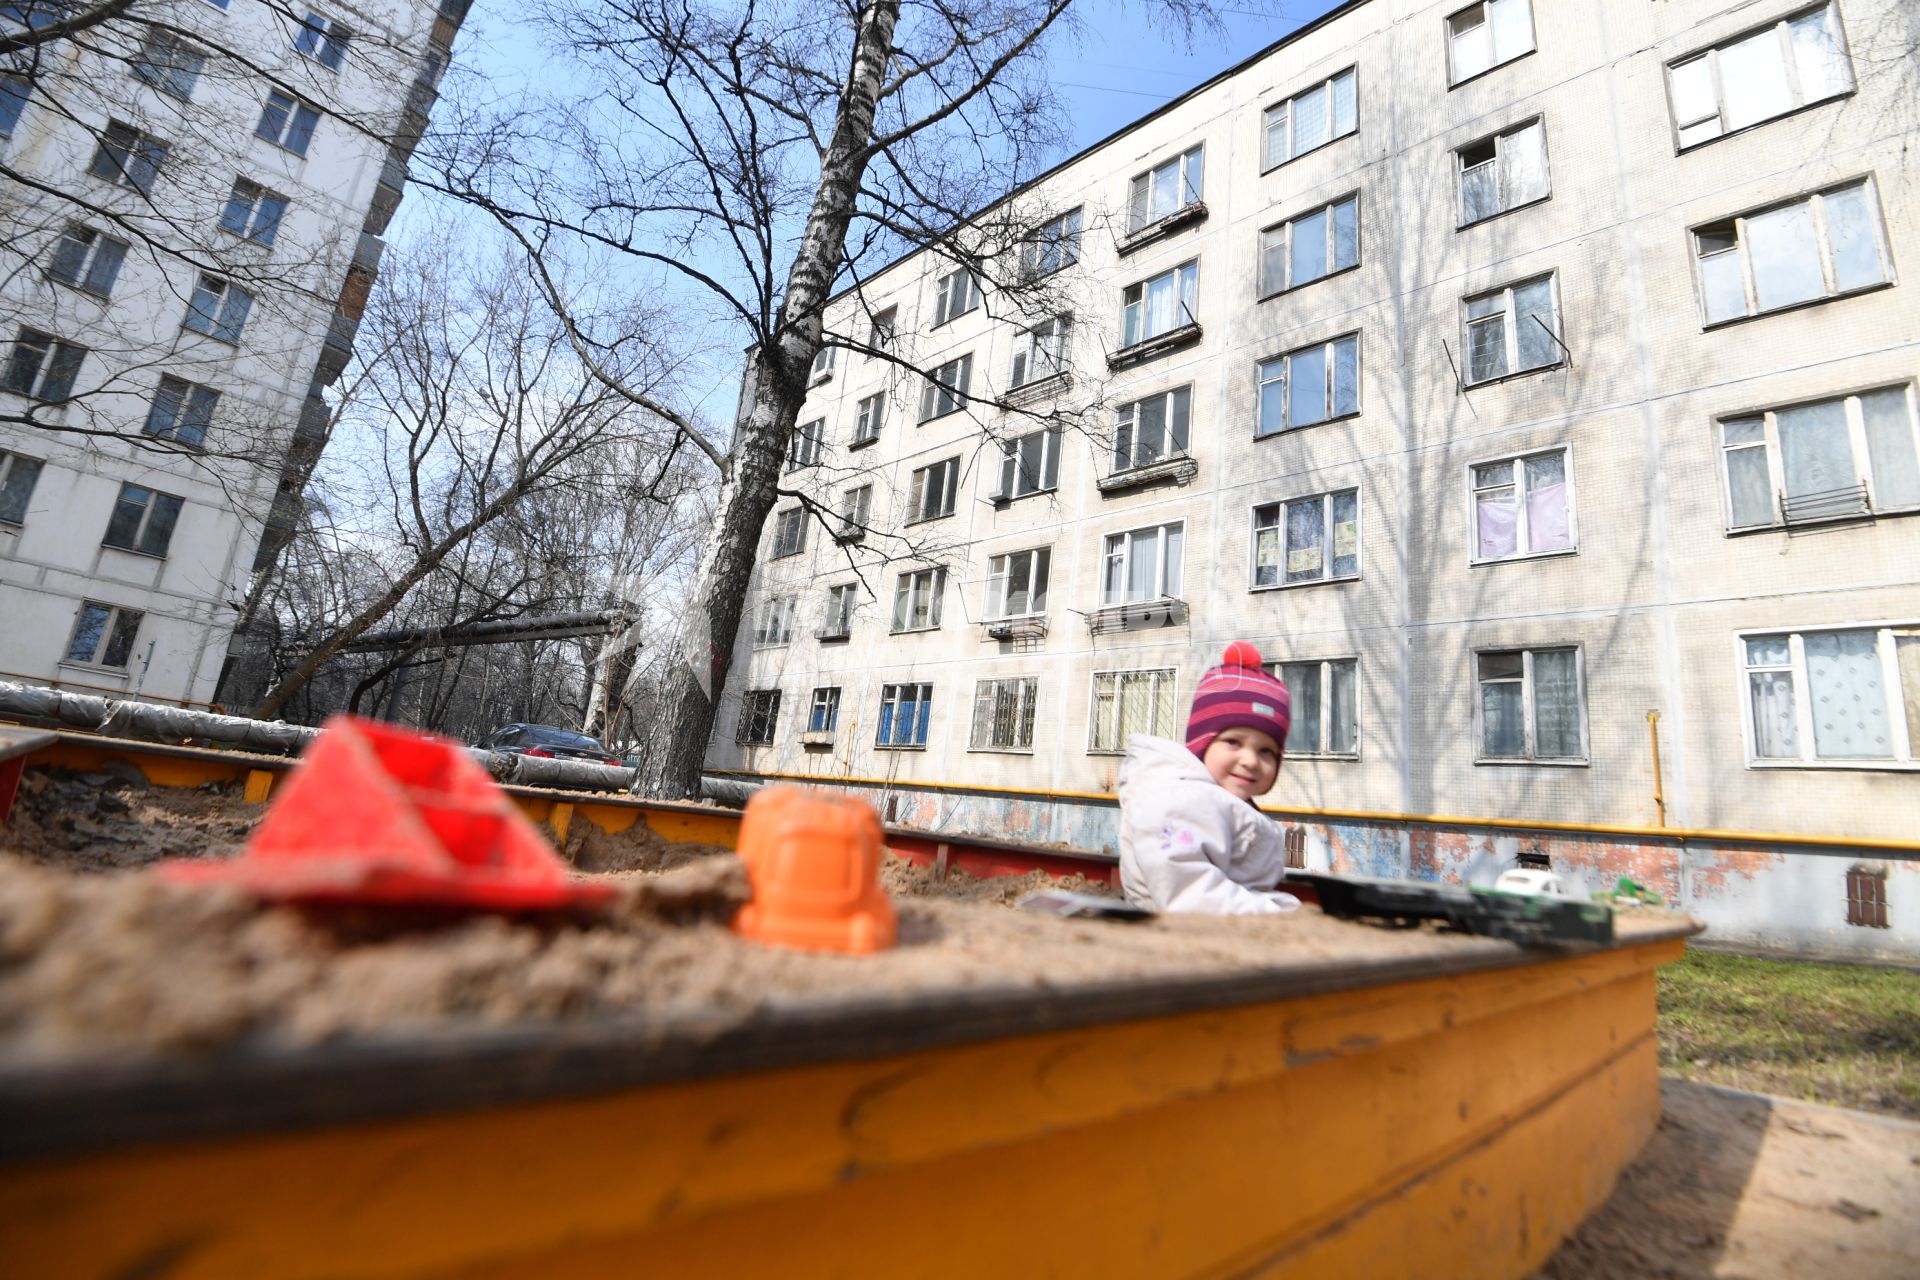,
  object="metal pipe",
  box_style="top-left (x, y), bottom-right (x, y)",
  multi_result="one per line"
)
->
top-left (1647, 710), bottom-right (1667, 829)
